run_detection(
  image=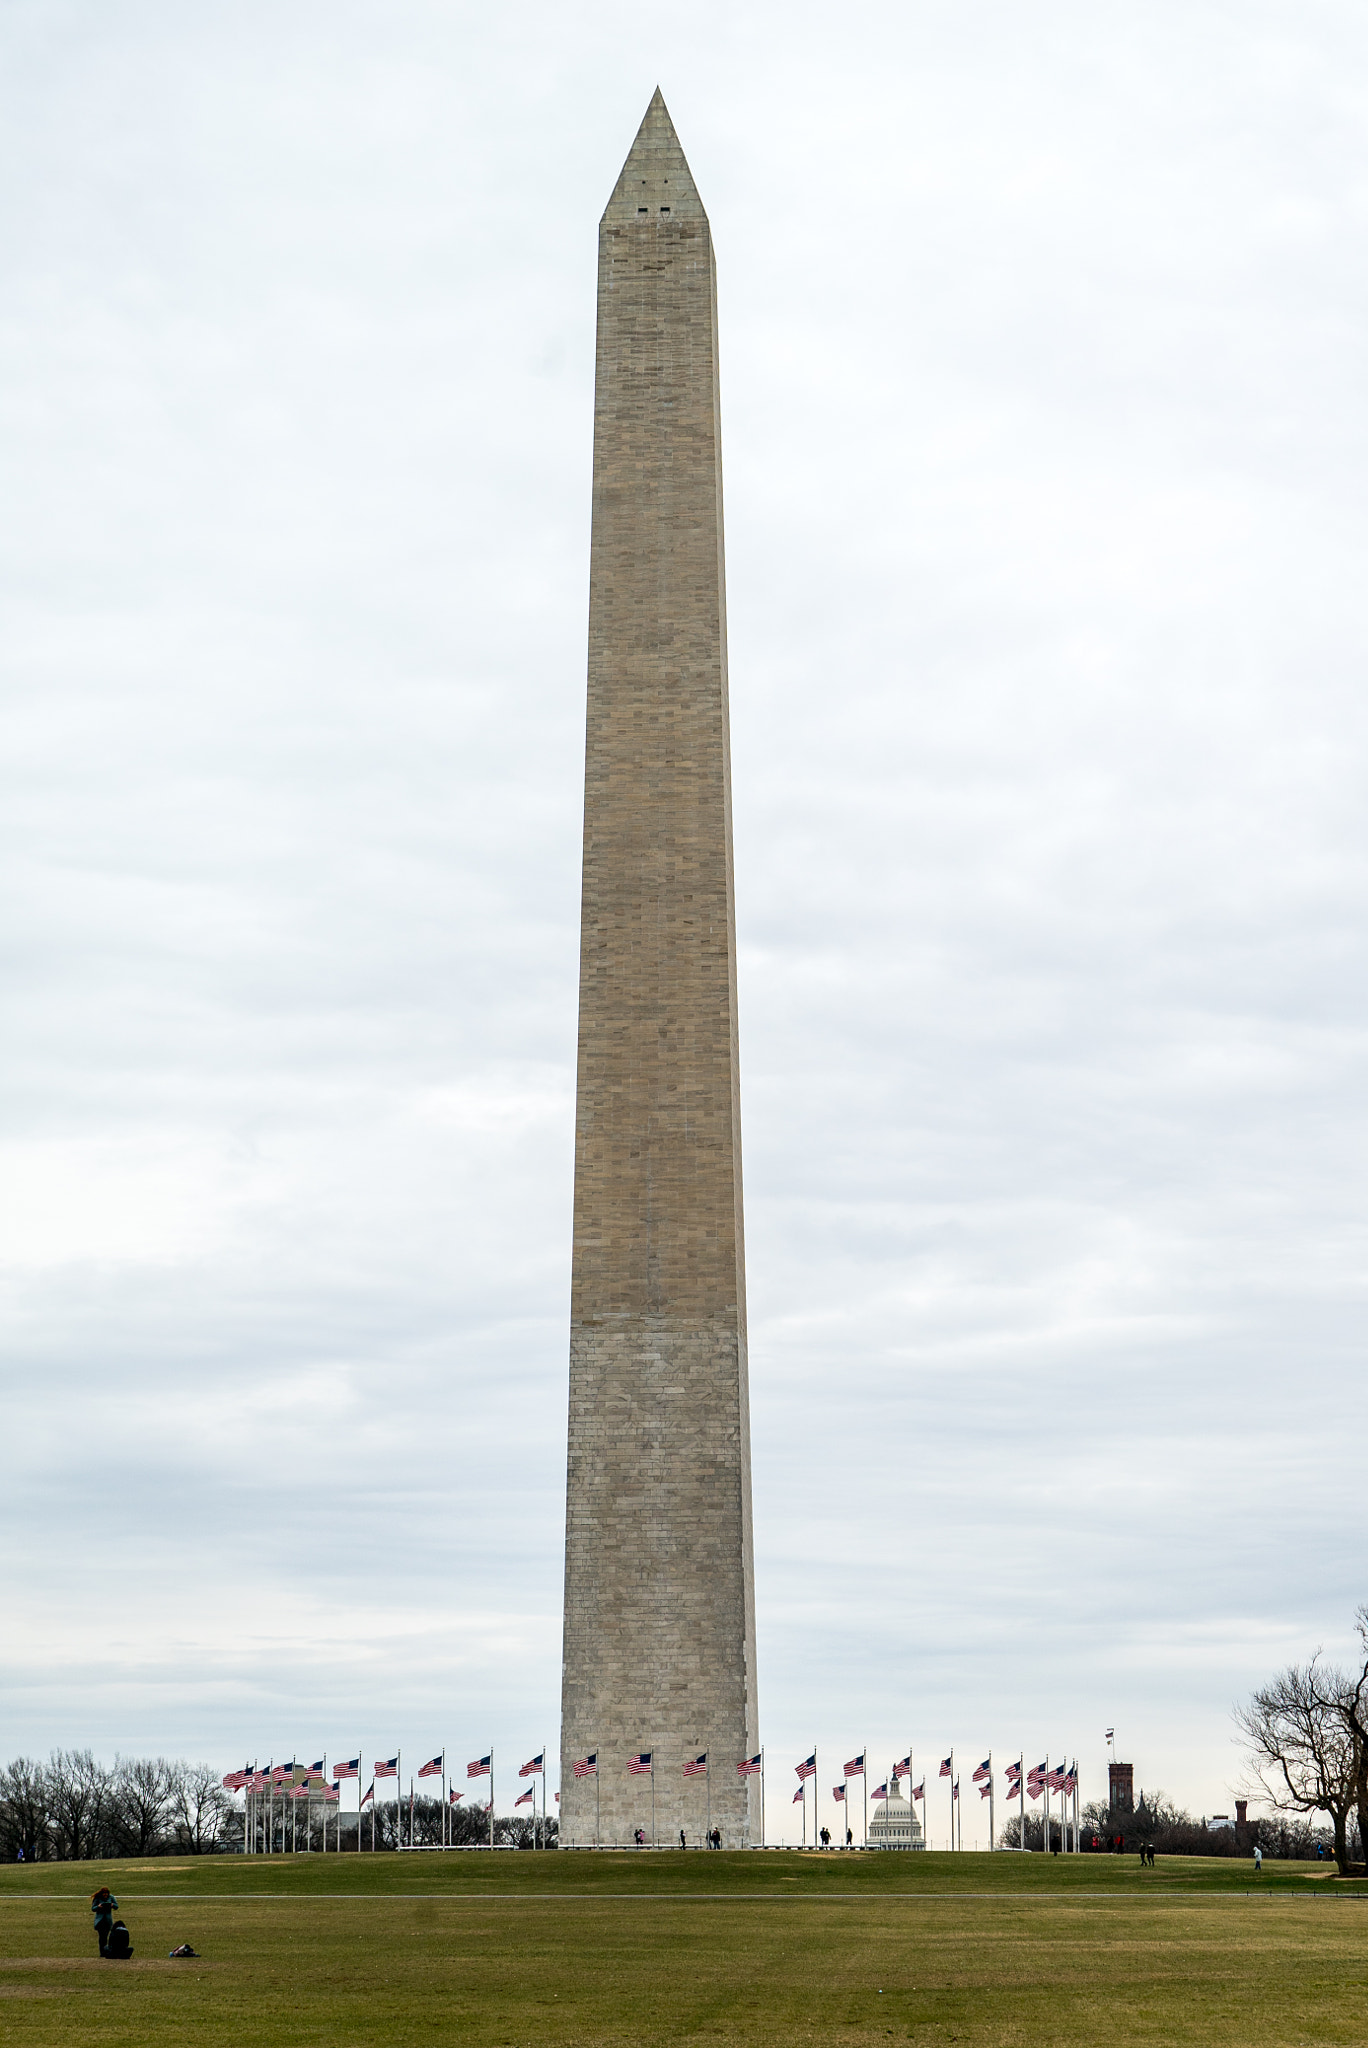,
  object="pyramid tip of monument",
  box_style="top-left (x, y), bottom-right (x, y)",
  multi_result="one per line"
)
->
top-left (602, 88), bottom-right (706, 224)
